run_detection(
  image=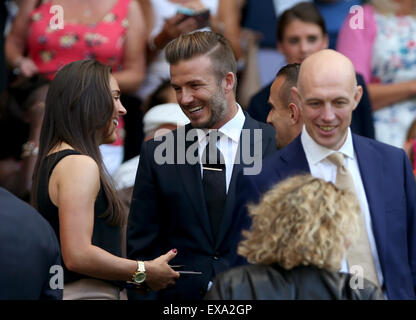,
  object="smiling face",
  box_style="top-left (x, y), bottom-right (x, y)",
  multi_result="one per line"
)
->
top-left (278, 19), bottom-right (328, 64)
top-left (102, 75), bottom-right (126, 144)
top-left (170, 54), bottom-right (235, 129)
top-left (293, 51), bottom-right (362, 150)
